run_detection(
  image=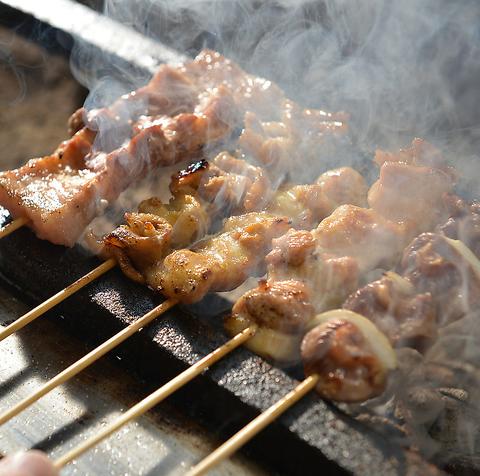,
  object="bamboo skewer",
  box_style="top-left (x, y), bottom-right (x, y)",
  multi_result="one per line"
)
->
top-left (0, 299), bottom-right (176, 426)
top-left (0, 217), bottom-right (28, 239)
top-left (187, 374), bottom-right (320, 476)
top-left (0, 258), bottom-right (117, 342)
top-left (53, 326), bottom-right (257, 470)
